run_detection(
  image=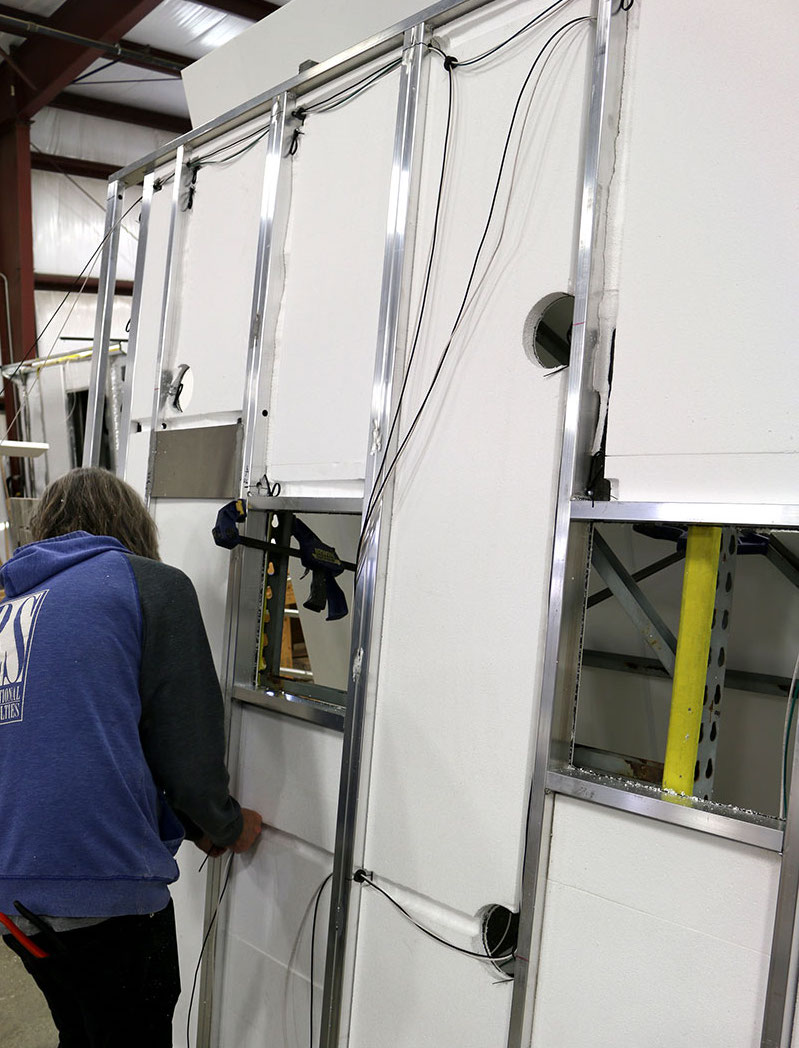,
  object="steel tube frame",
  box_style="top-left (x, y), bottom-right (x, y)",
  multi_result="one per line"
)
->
top-left (82, 180), bottom-right (122, 467)
top-left (507, 3), bottom-right (623, 1043)
top-left (547, 770), bottom-right (783, 853)
top-left (117, 172), bottom-right (154, 479)
top-left (239, 96), bottom-right (288, 493)
top-left (591, 530), bottom-right (677, 674)
top-left (763, 724), bottom-right (799, 1047)
top-left (144, 146), bottom-right (186, 504)
top-left (320, 25), bottom-right (429, 1048)
top-left (573, 500), bottom-right (799, 528)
